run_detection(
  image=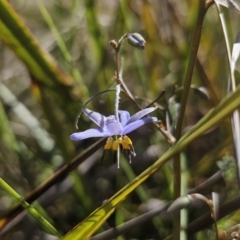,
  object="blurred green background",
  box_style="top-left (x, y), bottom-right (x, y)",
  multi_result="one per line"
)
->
top-left (1, 0), bottom-right (240, 239)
